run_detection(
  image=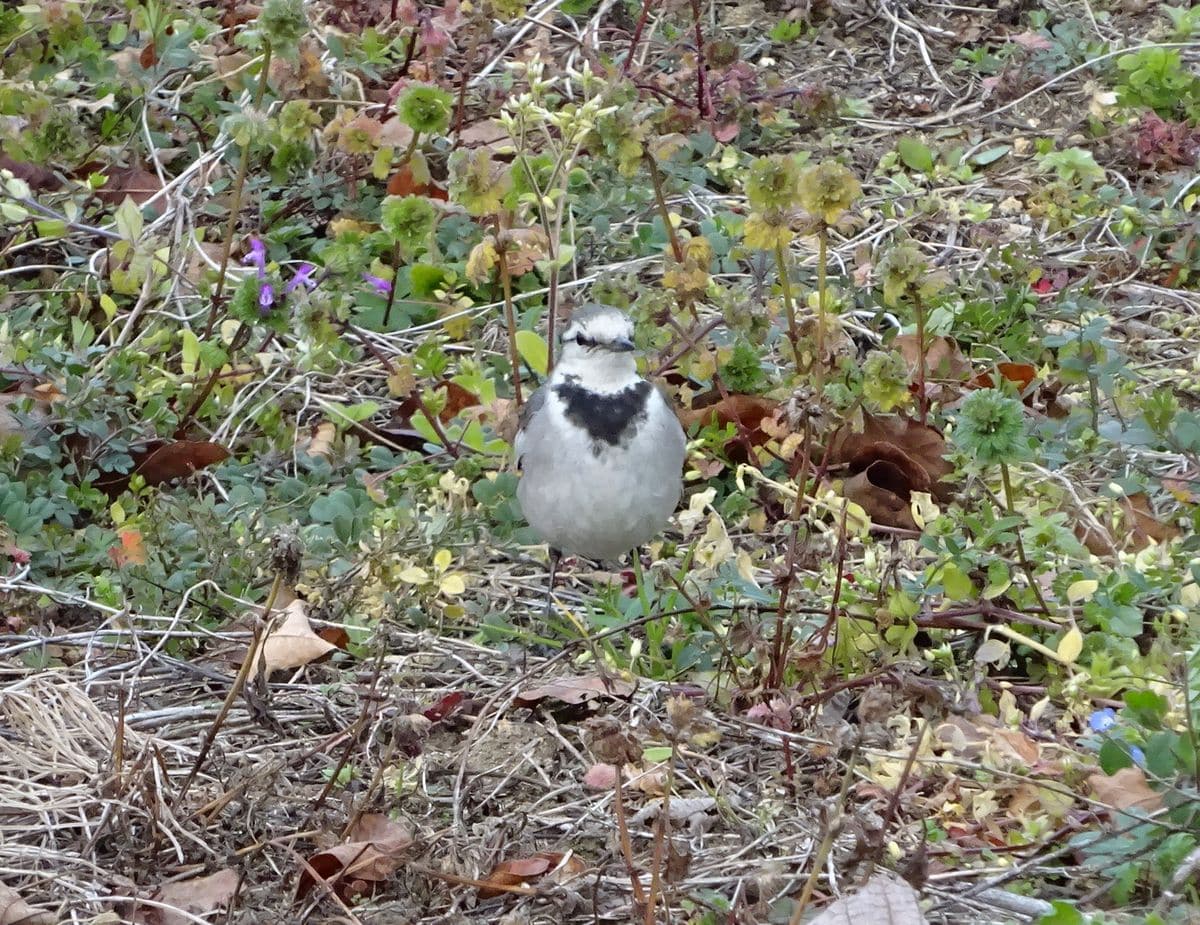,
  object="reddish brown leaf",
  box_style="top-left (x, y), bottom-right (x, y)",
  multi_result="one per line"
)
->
top-left (679, 393), bottom-right (780, 461)
top-left (829, 412), bottom-right (955, 503)
top-left (386, 163), bottom-right (448, 200)
top-left (97, 440), bottom-right (230, 496)
top-left (89, 165), bottom-right (165, 207)
top-left (515, 676), bottom-right (634, 707)
top-left (0, 154), bottom-right (60, 190)
top-left (894, 334), bottom-right (971, 382)
top-left (317, 626), bottom-right (350, 649)
top-left (139, 41), bottom-right (157, 68)
top-left (135, 440), bottom-right (229, 486)
top-left (422, 691), bottom-right (465, 723)
top-left (109, 529), bottom-right (148, 568)
top-left (295, 814), bottom-right (413, 902)
top-left (971, 361), bottom-right (1037, 393)
top-left (1122, 492), bottom-right (1179, 550)
top-left (479, 851), bottom-right (586, 898)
